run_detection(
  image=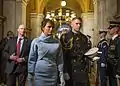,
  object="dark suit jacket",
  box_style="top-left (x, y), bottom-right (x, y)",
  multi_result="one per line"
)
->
top-left (3, 36), bottom-right (31, 74)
